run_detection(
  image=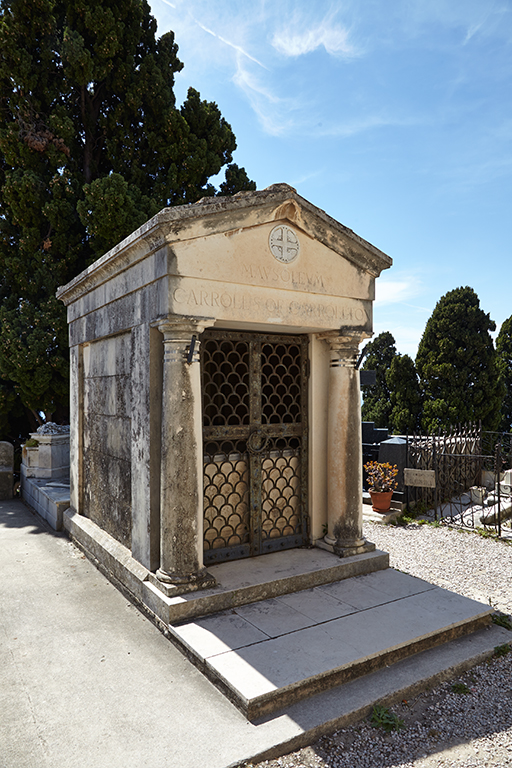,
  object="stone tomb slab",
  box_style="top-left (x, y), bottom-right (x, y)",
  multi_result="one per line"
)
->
top-left (169, 568), bottom-right (492, 720)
